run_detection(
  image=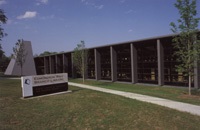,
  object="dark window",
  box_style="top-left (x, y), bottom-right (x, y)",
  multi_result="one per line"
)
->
top-left (162, 38), bottom-right (192, 87)
top-left (115, 44), bottom-right (131, 82)
top-left (99, 47), bottom-right (111, 80)
top-left (87, 50), bottom-right (95, 79)
top-left (136, 41), bottom-right (158, 84)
